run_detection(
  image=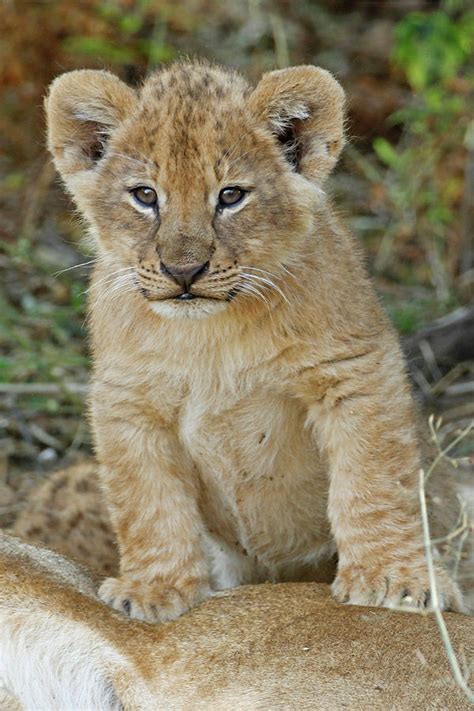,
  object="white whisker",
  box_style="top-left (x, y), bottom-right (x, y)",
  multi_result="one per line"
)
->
top-left (108, 274), bottom-right (137, 295)
top-left (53, 259), bottom-right (97, 277)
top-left (241, 264), bottom-right (297, 283)
top-left (241, 272), bottom-right (290, 305)
top-left (86, 267), bottom-right (136, 293)
top-left (238, 282), bottom-right (271, 310)
top-left (279, 264), bottom-right (297, 280)
top-left (105, 291), bottom-right (137, 307)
